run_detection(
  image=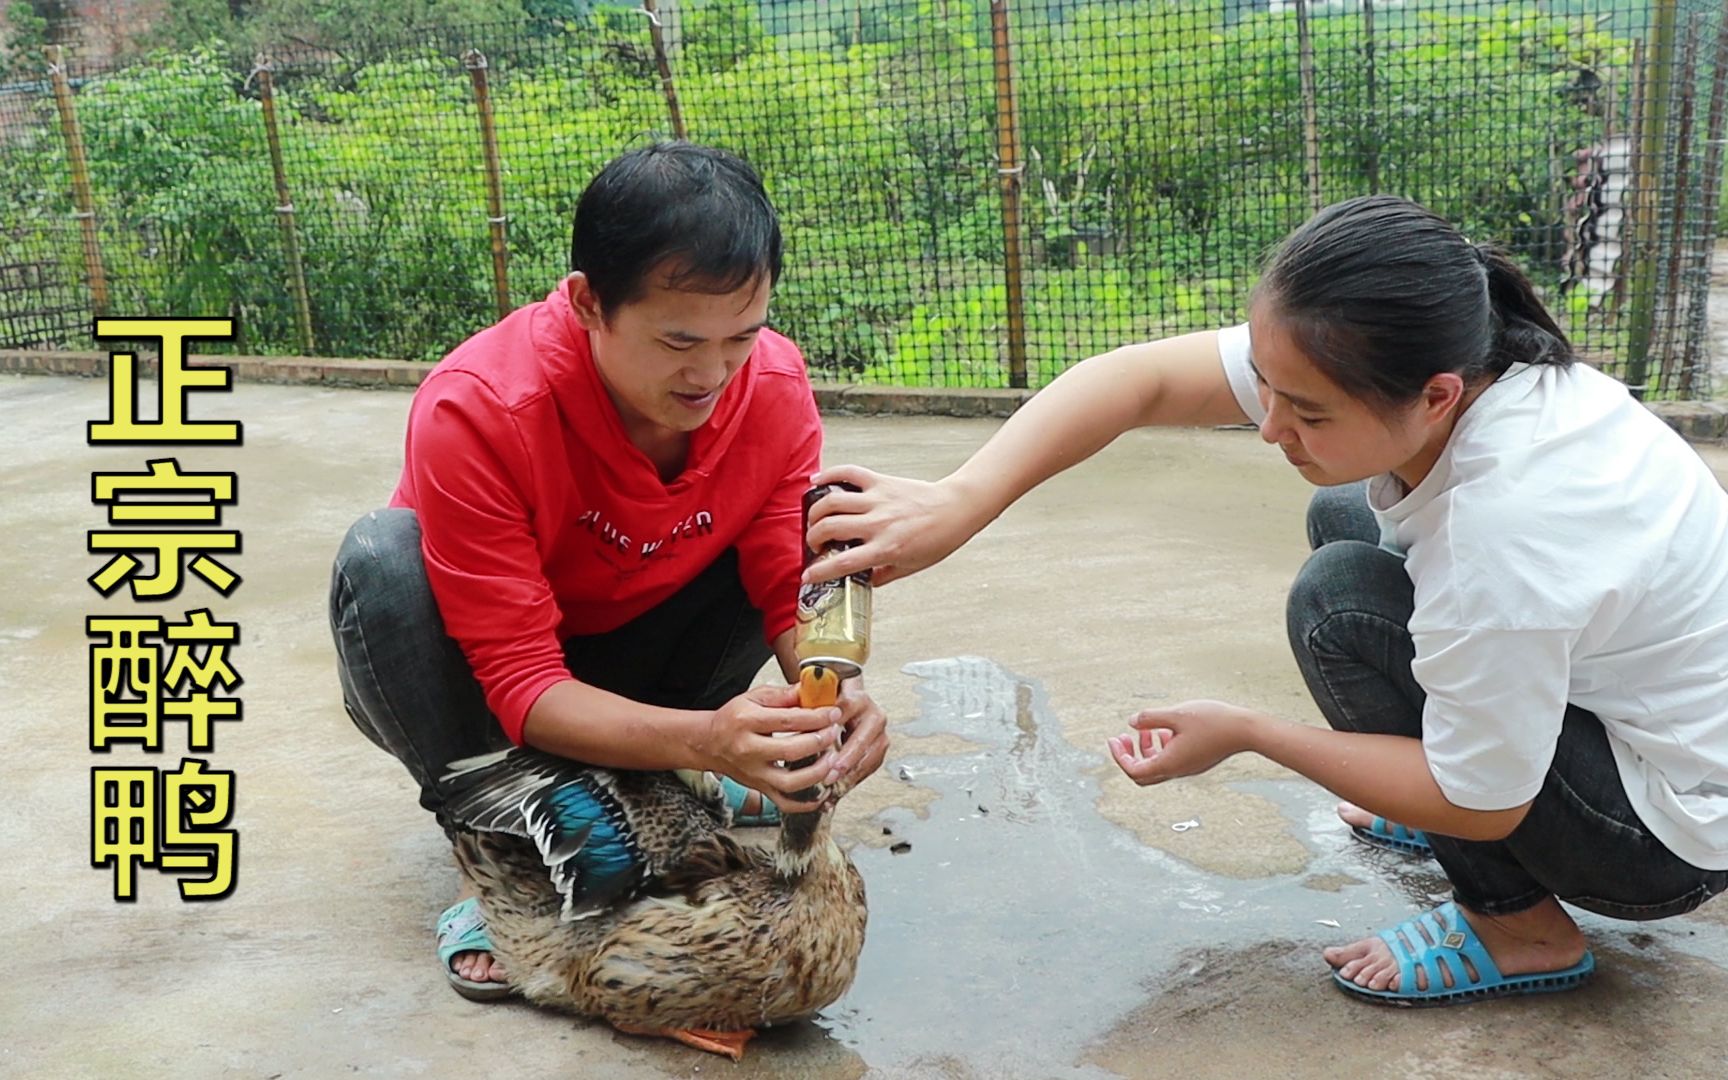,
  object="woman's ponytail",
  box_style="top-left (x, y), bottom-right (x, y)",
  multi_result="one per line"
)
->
top-left (1475, 242), bottom-right (1575, 372)
top-left (1256, 197), bottom-right (1576, 408)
